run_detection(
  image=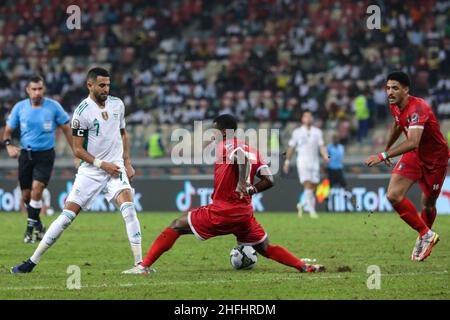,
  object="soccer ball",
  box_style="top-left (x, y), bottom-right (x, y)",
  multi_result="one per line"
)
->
top-left (229, 245), bottom-right (257, 270)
